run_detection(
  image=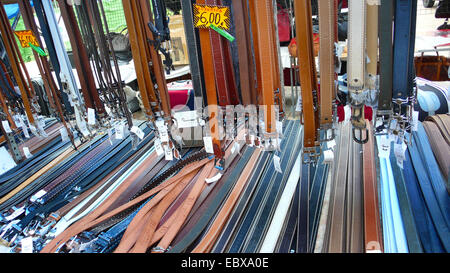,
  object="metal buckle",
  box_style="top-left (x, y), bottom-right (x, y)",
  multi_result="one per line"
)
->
top-left (350, 103), bottom-right (369, 144)
top-left (302, 146), bottom-right (321, 164)
top-left (318, 124), bottom-right (336, 143)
